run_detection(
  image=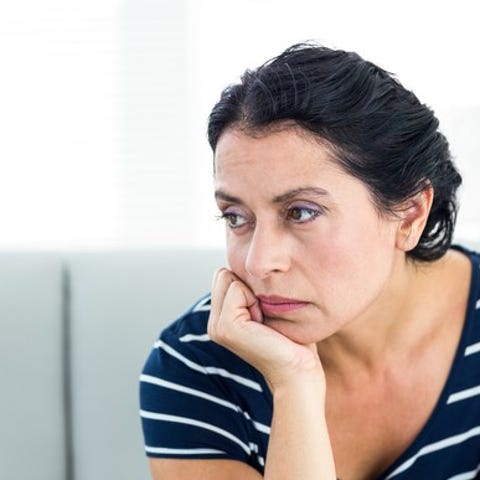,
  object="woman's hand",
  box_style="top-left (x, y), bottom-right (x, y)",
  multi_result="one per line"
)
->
top-left (207, 268), bottom-right (325, 392)
top-left (208, 268), bottom-right (336, 479)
